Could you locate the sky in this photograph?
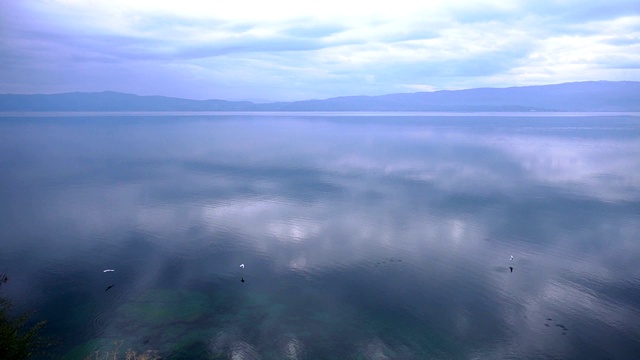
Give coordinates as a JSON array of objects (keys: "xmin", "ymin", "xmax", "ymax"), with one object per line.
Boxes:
[{"xmin": 1, "ymin": 0, "xmax": 639, "ymax": 102}]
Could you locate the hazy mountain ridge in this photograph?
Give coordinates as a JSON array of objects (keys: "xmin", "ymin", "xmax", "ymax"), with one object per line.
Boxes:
[
  {"xmin": 1, "ymin": 81, "xmax": 638, "ymax": 112},
  {"xmin": 0, "ymin": 91, "xmax": 253, "ymax": 111}
]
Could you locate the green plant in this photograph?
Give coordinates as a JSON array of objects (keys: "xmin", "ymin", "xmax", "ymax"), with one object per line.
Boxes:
[{"xmin": 0, "ymin": 294, "xmax": 49, "ymax": 359}]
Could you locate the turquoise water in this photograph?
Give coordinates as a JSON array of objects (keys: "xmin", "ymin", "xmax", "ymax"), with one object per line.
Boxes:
[{"xmin": 1, "ymin": 114, "xmax": 639, "ymax": 359}]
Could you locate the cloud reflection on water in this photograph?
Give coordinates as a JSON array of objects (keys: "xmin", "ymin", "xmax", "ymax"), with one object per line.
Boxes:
[{"xmin": 1, "ymin": 115, "xmax": 639, "ymax": 358}]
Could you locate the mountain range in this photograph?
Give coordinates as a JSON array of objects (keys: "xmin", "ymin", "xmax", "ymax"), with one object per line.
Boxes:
[{"xmin": 0, "ymin": 81, "xmax": 638, "ymax": 112}]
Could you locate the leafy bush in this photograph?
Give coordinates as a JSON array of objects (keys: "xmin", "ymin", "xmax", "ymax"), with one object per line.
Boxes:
[{"xmin": 0, "ymin": 289, "xmax": 49, "ymax": 359}]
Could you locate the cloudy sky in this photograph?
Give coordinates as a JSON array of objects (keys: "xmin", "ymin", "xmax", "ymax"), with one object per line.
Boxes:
[{"xmin": 1, "ymin": 0, "xmax": 639, "ymax": 101}]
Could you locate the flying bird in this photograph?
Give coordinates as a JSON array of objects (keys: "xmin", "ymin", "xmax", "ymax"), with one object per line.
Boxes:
[
  {"xmin": 510, "ymin": 255, "xmax": 514, "ymax": 261},
  {"xmin": 239, "ymin": 264, "xmax": 245, "ymax": 268}
]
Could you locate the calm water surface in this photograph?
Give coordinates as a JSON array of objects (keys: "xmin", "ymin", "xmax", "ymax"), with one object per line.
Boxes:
[{"xmin": 1, "ymin": 114, "xmax": 639, "ymax": 359}]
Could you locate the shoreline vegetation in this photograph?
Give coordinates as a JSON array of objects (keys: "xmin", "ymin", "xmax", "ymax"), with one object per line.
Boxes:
[{"xmin": 0, "ymin": 275, "xmax": 49, "ymax": 359}]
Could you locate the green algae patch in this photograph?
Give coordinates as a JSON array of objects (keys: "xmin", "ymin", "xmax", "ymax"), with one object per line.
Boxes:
[{"xmin": 118, "ymin": 289, "xmax": 211, "ymax": 325}]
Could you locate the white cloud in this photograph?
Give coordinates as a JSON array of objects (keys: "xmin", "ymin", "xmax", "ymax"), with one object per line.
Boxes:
[{"xmin": 1, "ymin": 0, "xmax": 639, "ymax": 100}]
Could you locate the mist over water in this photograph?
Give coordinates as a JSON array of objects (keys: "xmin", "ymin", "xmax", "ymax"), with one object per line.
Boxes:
[{"xmin": 1, "ymin": 114, "xmax": 639, "ymax": 359}]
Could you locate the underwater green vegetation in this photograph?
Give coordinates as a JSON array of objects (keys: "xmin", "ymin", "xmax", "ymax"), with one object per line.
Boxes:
[
  {"xmin": 117, "ymin": 289, "xmax": 211, "ymax": 325},
  {"xmin": 1, "ymin": 270, "xmax": 463, "ymax": 360},
  {"xmin": 67, "ymin": 288, "xmax": 219, "ymax": 359},
  {"xmin": 81, "ymin": 340, "xmax": 159, "ymax": 360}
]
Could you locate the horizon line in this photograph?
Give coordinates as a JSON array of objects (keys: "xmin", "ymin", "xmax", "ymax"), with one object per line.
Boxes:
[{"xmin": 1, "ymin": 80, "xmax": 635, "ymax": 104}]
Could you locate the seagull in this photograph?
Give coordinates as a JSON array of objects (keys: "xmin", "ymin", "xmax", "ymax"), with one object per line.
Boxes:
[
  {"xmin": 510, "ymin": 255, "xmax": 514, "ymax": 261},
  {"xmin": 103, "ymin": 269, "xmax": 115, "ymax": 272},
  {"xmin": 239, "ymin": 264, "xmax": 245, "ymax": 268}
]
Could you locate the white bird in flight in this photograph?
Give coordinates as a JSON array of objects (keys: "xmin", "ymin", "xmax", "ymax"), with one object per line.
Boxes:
[
  {"xmin": 239, "ymin": 264, "xmax": 245, "ymax": 268},
  {"xmin": 510, "ymin": 255, "xmax": 514, "ymax": 261}
]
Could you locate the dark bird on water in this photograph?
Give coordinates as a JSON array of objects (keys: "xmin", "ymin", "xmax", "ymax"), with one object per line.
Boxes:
[
  {"xmin": 509, "ymin": 266, "xmax": 513, "ymax": 272},
  {"xmin": 105, "ymin": 284, "xmax": 115, "ymax": 292},
  {"xmin": 1, "ymin": 274, "xmax": 8, "ymax": 284},
  {"xmin": 241, "ymin": 277, "xmax": 245, "ymax": 283}
]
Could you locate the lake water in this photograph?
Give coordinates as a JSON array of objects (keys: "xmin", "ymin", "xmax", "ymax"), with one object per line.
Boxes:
[{"xmin": 1, "ymin": 113, "xmax": 639, "ymax": 359}]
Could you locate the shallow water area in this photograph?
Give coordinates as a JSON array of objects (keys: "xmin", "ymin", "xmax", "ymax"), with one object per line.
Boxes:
[{"xmin": 1, "ymin": 113, "xmax": 639, "ymax": 359}]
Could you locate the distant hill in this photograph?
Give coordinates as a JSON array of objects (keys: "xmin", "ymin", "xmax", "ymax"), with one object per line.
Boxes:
[
  {"xmin": 0, "ymin": 91, "xmax": 253, "ymax": 111},
  {"xmin": 1, "ymin": 81, "xmax": 638, "ymax": 112}
]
